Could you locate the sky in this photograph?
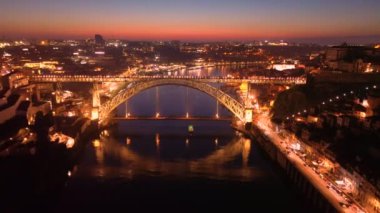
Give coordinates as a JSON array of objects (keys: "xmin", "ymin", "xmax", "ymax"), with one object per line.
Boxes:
[{"xmin": 1, "ymin": 0, "xmax": 380, "ymax": 43}]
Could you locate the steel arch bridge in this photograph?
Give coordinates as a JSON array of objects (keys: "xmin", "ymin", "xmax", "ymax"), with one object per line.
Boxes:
[{"xmin": 98, "ymin": 79, "xmax": 247, "ymax": 124}]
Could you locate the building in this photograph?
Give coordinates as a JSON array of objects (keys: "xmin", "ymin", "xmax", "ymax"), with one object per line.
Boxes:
[
  {"xmin": 325, "ymin": 44, "xmax": 380, "ymax": 73},
  {"xmin": 95, "ymin": 34, "xmax": 105, "ymax": 46}
]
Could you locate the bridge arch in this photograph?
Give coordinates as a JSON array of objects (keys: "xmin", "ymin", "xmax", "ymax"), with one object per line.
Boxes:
[{"xmin": 98, "ymin": 79, "xmax": 246, "ymax": 123}]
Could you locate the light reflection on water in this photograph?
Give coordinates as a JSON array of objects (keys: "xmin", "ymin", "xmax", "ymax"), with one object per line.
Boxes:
[{"xmin": 77, "ymin": 130, "xmax": 263, "ymax": 182}]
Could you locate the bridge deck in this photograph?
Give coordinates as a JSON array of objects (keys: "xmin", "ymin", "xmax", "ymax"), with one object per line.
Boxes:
[
  {"xmin": 28, "ymin": 75, "xmax": 307, "ymax": 84},
  {"xmin": 112, "ymin": 116, "xmax": 233, "ymax": 121}
]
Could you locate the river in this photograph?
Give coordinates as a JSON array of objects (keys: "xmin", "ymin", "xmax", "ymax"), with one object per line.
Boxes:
[{"xmin": 55, "ymin": 85, "xmax": 303, "ymax": 212}]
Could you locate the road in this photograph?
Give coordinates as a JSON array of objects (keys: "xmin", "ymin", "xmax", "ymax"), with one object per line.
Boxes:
[{"xmin": 253, "ymin": 112, "xmax": 366, "ymax": 213}]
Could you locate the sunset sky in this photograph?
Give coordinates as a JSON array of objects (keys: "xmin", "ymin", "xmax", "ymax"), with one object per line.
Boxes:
[{"xmin": 1, "ymin": 0, "xmax": 380, "ymax": 43}]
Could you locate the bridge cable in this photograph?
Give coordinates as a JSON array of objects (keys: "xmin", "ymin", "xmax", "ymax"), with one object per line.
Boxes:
[
  {"xmin": 216, "ymin": 83, "xmax": 219, "ymax": 118},
  {"xmin": 186, "ymin": 87, "xmax": 189, "ymax": 118},
  {"xmin": 156, "ymin": 87, "xmax": 160, "ymax": 117},
  {"xmin": 125, "ymin": 100, "xmax": 128, "ymax": 117}
]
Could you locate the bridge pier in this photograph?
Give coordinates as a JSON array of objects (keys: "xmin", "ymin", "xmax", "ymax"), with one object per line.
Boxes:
[
  {"xmin": 244, "ymin": 108, "xmax": 253, "ymax": 122},
  {"xmin": 92, "ymin": 83, "xmax": 101, "ymax": 120},
  {"xmin": 240, "ymin": 82, "xmax": 249, "ymax": 98},
  {"xmin": 244, "ymin": 108, "xmax": 253, "ymax": 129}
]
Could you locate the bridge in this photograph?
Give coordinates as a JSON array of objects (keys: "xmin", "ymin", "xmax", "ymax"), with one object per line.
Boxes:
[
  {"xmin": 29, "ymin": 74, "xmax": 307, "ymax": 85},
  {"xmin": 97, "ymin": 78, "xmax": 248, "ymax": 124},
  {"xmin": 28, "ymin": 74, "xmax": 306, "ymax": 125}
]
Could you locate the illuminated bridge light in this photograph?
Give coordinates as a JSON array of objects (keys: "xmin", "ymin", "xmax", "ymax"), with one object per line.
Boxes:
[
  {"xmin": 186, "ymin": 112, "xmax": 189, "ymax": 118},
  {"xmin": 126, "ymin": 137, "xmax": 131, "ymax": 145},
  {"xmin": 156, "ymin": 112, "xmax": 160, "ymax": 118},
  {"xmin": 215, "ymin": 114, "xmax": 219, "ymax": 119}
]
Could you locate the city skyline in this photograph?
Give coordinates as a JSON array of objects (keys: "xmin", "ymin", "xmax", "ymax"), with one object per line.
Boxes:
[
  {"xmin": 1, "ymin": 0, "xmax": 380, "ymax": 44},
  {"xmin": 2, "ymin": 2, "xmax": 380, "ymax": 210}
]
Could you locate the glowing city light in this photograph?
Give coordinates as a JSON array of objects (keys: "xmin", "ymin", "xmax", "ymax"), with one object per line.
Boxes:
[
  {"xmin": 155, "ymin": 134, "xmax": 160, "ymax": 147},
  {"xmin": 66, "ymin": 138, "xmax": 75, "ymax": 149},
  {"xmin": 93, "ymin": 139, "xmax": 101, "ymax": 148}
]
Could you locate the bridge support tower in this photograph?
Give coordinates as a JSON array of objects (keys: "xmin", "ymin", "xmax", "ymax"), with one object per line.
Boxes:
[
  {"xmin": 244, "ymin": 108, "xmax": 253, "ymax": 130},
  {"xmin": 92, "ymin": 83, "xmax": 101, "ymax": 121}
]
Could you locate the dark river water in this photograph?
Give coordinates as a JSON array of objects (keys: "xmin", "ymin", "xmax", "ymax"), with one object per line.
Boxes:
[{"xmin": 57, "ymin": 85, "xmax": 302, "ymax": 212}]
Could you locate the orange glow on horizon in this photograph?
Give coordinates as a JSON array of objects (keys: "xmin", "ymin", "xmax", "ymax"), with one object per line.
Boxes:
[{"xmin": 3, "ymin": 20, "xmax": 376, "ymax": 41}]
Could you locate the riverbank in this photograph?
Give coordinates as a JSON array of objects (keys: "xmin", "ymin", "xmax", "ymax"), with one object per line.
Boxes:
[
  {"xmin": 233, "ymin": 116, "xmax": 366, "ymax": 213},
  {"xmin": 0, "ymin": 117, "xmax": 98, "ymax": 212}
]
